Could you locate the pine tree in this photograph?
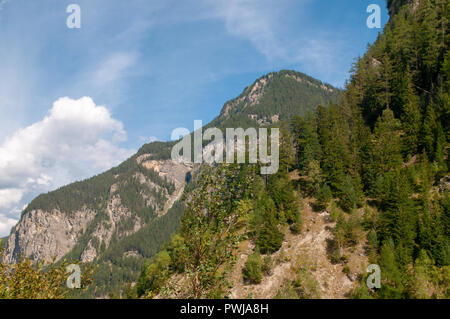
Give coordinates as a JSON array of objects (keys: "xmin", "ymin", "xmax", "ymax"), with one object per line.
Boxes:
[
  {"xmin": 378, "ymin": 239, "xmax": 405, "ymax": 299},
  {"xmin": 373, "ymin": 108, "xmax": 403, "ymax": 173},
  {"xmin": 267, "ymin": 173, "xmax": 298, "ymax": 224},
  {"xmin": 421, "ymin": 103, "xmax": 438, "ymax": 158},
  {"xmin": 378, "ymin": 169, "xmax": 417, "ymax": 260},
  {"xmin": 418, "ymin": 192, "xmax": 449, "ymax": 267},
  {"xmin": 255, "ymin": 196, "xmax": 283, "ymax": 254},
  {"xmin": 339, "ymin": 176, "xmax": 363, "ymax": 212},
  {"xmin": 291, "ymin": 113, "xmax": 321, "ymax": 172},
  {"xmin": 278, "ymin": 125, "xmax": 296, "ymax": 174},
  {"xmin": 315, "ymin": 183, "xmax": 332, "ymax": 211},
  {"xmin": 316, "ymin": 105, "xmax": 350, "ymax": 193},
  {"xmin": 400, "ymin": 72, "xmax": 422, "ymax": 156}
]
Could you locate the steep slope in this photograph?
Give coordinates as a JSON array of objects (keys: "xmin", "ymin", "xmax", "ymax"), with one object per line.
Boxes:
[
  {"xmin": 229, "ymin": 198, "xmax": 367, "ymax": 299},
  {"xmin": 136, "ymin": 0, "xmax": 449, "ymax": 300},
  {"xmin": 4, "ymin": 70, "xmax": 339, "ymax": 297},
  {"xmin": 209, "ymin": 70, "xmax": 339, "ymax": 129},
  {"xmin": 5, "ymin": 142, "xmax": 191, "ymax": 264}
]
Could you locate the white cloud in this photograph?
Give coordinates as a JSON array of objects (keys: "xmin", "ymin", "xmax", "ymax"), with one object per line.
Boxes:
[
  {"xmin": 203, "ymin": 0, "xmax": 324, "ymax": 62},
  {"xmin": 205, "ymin": 0, "xmax": 289, "ymax": 60},
  {"xmin": 200, "ymin": 0, "xmax": 346, "ymax": 85},
  {"xmin": 0, "ymin": 215, "xmax": 17, "ymax": 238},
  {"xmin": 70, "ymin": 51, "xmax": 140, "ymax": 110},
  {"xmin": 92, "ymin": 52, "xmax": 138, "ymax": 87},
  {"xmin": 0, "ymin": 188, "xmax": 23, "ymax": 211},
  {"xmin": 0, "ymin": 96, "xmax": 134, "ymax": 236}
]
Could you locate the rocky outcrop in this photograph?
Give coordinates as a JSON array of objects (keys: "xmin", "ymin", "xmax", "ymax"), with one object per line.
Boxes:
[
  {"xmin": 216, "ymin": 71, "xmax": 339, "ymax": 128},
  {"xmin": 220, "ymin": 75, "xmax": 272, "ymax": 119},
  {"xmin": 5, "ymin": 208, "xmax": 94, "ymax": 263},
  {"xmin": 5, "ymin": 154, "xmax": 193, "ymax": 264}
]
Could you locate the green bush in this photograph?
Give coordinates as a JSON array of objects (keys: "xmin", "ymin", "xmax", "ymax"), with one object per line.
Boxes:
[
  {"xmin": 262, "ymin": 255, "xmax": 274, "ymax": 276},
  {"xmin": 136, "ymin": 250, "xmax": 172, "ymax": 297},
  {"xmin": 338, "ymin": 176, "xmax": 362, "ymax": 212},
  {"xmin": 342, "ymin": 265, "xmax": 350, "ymax": 275},
  {"xmin": 315, "ymin": 183, "xmax": 332, "ymax": 210},
  {"xmin": 243, "ymin": 249, "xmax": 262, "ymax": 284},
  {"xmin": 257, "ymin": 223, "xmax": 283, "ymax": 254},
  {"xmin": 290, "ymin": 209, "xmax": 303, "ymax": 234}
]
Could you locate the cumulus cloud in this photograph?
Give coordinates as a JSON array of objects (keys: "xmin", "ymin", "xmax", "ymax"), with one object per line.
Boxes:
[
  {"xmin": 0, "ymin": 215, "xmax": 16, "ymax": 238},
  {"xmin": 0, "ymin": 96, "xmax": 135, "ymax": 236},
  {"xmin": 0, "ymin": 188, "xmax": 23, "ymax": 211}
]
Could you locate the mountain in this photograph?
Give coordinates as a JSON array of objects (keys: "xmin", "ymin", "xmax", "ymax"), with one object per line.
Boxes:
[
  {"xmin": 2, "ymin": 0, "xmax": 448, "ymax": 300},
  {"xmin": 4, "ymin": 70, "xmax": 339, "ymax": 297},
  {"xmin": 209, "ymin": 70, "xmax": 339, "ymax": 129},
  {"xmin": 134, "ymin": 0, "xmax": 449, "ymax": 299}
]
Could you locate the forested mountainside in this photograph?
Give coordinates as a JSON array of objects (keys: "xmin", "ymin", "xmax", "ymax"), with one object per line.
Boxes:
[
  {"xmin": 135, "ymin": 0, "xmax": 449, "ymax": 299},
  {"xmin": 208, "ymin": 70, "xmax": 340, "ymax": 129},
  {"xmin": 3, "ymin": 71, "xmax": 339, "ymax": 298},
  {"xmin": 5, "ymin": 140, "xmax": 192, "ymax": 297}
]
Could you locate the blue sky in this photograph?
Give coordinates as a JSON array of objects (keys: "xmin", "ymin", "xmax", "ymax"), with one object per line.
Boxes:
[{"xmin": 0, "ymin": 0, "xmax": 388, "ymax": 236}]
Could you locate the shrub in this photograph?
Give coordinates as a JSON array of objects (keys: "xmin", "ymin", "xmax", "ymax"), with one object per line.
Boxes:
[
  {"xmin": 340, "ymin": 255, "xmax": 349, "ymax": 264},
  {"xmin": 257, "ymin": 221, "xmax": 283, "ymax": 254},
  {"xmin": 339, "ymin": 176, "xmax": 362, "ymax": 212},
  {"xmin": 0, "ymin": 248, "xmax": 93, "ymax": 299},
  {"xmin": 315, "ymin": 183, "xmax": 332, "ymax": 210},
  {"xmin": 243, "ymin": 250, "xmax": 262, "ymax": 284},
  {"xmin": 136, "ymin": 250, "xmax": 172, "ymax": 297},
  {"xmin": 342, "ymin": 265, "xmax": 350, "ymax": 275},
  {"xmin": 262, "ymin": 255, "xmax": 274, "ymax": 276},
  {"xmin": 290, "ymin": 210, "xmax": 303, "ymax": 234}
]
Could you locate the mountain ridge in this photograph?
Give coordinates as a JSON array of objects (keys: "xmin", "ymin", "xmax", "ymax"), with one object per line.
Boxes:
[{"xmin": 3, "ymin": 69, "xmax": 340, "ymax": 297}]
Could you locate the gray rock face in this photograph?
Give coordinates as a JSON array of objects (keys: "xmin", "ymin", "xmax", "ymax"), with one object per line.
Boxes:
[
  {"xmin": 5, "ymin": 208, "xmax": 94, "ymax": 263},
  {"xmin": 5, "ymin": 155, "xmax": 193, "ymax": 264}
]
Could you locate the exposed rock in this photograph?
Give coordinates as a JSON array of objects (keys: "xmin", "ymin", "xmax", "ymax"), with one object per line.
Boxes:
[
  {"xmin": 5, "ymin": 208, "xmax": 94, "ymax": 263},
  {"xmin": 123, "ymin": 250, "xmax": 141, "ymax": 259},
  {"xmin": 80, "ymin": 241, "xmax": 97, "ymax": 263},
  {"xmin": 5, "ymin": 155, "xmax": 193, "ymax": 264}
]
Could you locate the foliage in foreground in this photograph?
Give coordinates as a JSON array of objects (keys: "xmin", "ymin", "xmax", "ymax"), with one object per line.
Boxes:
[{"xmin": 0, "ymin": 248, "xmax": 93, "ymax": 299}]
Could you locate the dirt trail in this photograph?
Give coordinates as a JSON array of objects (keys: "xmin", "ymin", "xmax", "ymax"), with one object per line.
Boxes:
[{"xmin": 230, "ymin": 199, "xmax": 366, "ymax": 299}]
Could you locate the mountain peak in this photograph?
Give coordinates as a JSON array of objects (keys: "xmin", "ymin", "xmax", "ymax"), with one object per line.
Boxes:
[{"xmin": 213, "ymin": 70, "xmax": 339, "ymax": 128}]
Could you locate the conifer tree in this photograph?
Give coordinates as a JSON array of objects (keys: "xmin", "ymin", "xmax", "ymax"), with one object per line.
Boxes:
[
  {"xmin": 255, "ymin": 196, "xmax": 283, "ymax": 254},
  {"xmin": 378, "ymin": 239, "xmax": 405, "ymax": 299}
]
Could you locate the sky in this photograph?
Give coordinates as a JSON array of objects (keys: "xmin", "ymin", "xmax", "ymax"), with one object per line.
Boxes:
[{"xmin": 0, "ymin": 0, "xmax": 388, "ymax": 236}]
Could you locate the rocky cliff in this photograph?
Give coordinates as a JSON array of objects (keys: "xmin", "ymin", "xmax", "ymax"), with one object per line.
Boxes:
[{"xmin": 5, "ymin": 144, "xmax": 192, "ymax": 264}]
